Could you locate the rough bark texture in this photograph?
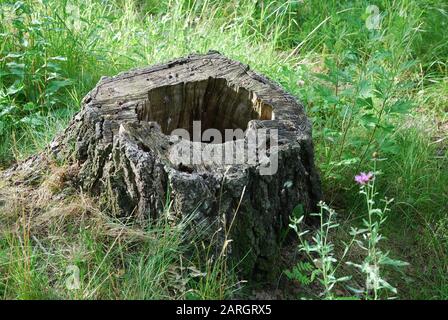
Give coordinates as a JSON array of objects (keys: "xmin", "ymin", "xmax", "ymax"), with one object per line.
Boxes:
[{"xmin": 8, "ymin": 52, "xmax": 321, "ymax": 279}]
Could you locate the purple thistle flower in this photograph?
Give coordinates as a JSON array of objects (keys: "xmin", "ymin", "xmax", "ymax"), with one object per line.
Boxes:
[{"xmin": 355, "ymin": 172, "xmax": 374, "ymax": 185}]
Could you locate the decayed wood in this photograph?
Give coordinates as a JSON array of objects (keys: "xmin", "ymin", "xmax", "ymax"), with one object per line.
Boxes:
[{"xmin": 5, "ymin": 52, "xmax": 322, "ymax": 279}]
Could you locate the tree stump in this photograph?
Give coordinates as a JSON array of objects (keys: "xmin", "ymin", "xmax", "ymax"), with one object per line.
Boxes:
[{"xmin": 20, "ymin": 52, "xmax": 322, "ymax": 278}]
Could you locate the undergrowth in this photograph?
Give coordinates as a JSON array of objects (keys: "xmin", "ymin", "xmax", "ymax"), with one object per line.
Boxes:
[{"xmin": 0, "ymin": 0, "xmax": 447, "ymax": 299}]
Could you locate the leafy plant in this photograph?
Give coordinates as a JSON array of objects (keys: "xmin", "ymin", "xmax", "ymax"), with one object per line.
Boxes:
[
  {"xmin": 0, "ymin": 1, "xmax": 73, "ymax": 145},
  {"xmin": 288, "ymin": 164, "xmax": 408, "ymax": 299},
  {"xmin": 288, "ymin": 201, "xmax": 354, "ymax": 299},
  {"xmin": 348, "ymin": 162, "xmax": 409, "ymax": 299},
  {"xmin": 285, "ymin": 261, "xmax": 318, "ymax": 286},
  {"xmin": 304, "ymin": 50, "xmax": 416, "ymax": 185}
]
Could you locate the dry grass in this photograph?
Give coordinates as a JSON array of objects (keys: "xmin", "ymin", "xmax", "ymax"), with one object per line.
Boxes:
[{"xmin": 0, "ymin": 159, "xmax": 238, "ymax": 299}]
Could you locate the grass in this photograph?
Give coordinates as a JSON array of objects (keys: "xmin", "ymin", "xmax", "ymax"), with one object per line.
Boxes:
[
  {"xmin": 0, "ymin": 0, "xmax": 447, "ymax": 299},
  {"xmin": 0, "ymin": 171, "xmax": 236, "ymax": 299}
]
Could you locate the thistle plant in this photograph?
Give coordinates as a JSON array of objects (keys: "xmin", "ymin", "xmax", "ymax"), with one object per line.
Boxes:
[
  {"xmin": 348, "ymin": 163, "xmax": 409, "ymax": 299},
  {"xmin": 287, "ymin": 160, "xmax": 408, "ymax": 299}
]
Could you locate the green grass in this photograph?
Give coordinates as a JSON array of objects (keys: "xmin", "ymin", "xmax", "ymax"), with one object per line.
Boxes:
[
  {"xmin": 0, "ymin": 186, "xmax": 236, "ymax": 299},
  {"xmin": 0, "ymin": 0, "xmax": 447, "ymax": 299}
]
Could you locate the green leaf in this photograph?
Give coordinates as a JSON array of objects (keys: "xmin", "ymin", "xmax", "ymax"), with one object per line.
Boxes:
[
  {"xmin": 360, "ymin": 113, "xmax": 378, "ymax": 128},
  {"xmin": 20, "ymin": 115, "xmax": 44, "ymax": 127},
  {"xmin": 6, "ymin": 83, "xmax": 23, "ymax": 96},
  {"xmin": 6, "ymin": 62, "xmax": 25, "ymax": 78},
  {"xmin": 388, "ymin": 100, "xmax": 413, "ymax": 114},
  {"xmin": 355, "ymin": 97, "xmax": 374, "ymax": 110},
  {"xmin": 5, "ymin": 53, "xmax": 24, "ymax": 59},
  {"xmin": 49, "ymin": 56, "xmax": 68, "ymax": 61},
  {"xmin": 44, "ymin": 62, "xmax": 62, "ymax": 72},
  {"xmin": 329, "ymin": 157, "xmax": 360, "ymax": 167},
  {"xmin": 45, "ymin": 79, "xmax": 73, "ymax": 95},
  {"xmin": 379, "ymin": 255, "xmax": 409, "ymax": 267},
  {"xmin": 23, "ymin": 102, "xmax": 36, "ymax": 111},
  {"xmin": 359, "ymin": 80, "xmax": 373, "ymax": 98},
  {"xmin": 335, "ymin": 276, "xmax": 352, "ymax": 283},
  {"xmin": 292, "ymin": 204, "xmax": 304, "ymax": 220},
  {"xmin": 379, "ymin": 138, "xmax": 400, "ymax": 155},
  {"xmin": 0, "ymin": 105, "xmax": 16, "ymax": 118},
  {"xmin": 285, "ymin": 262, "xmax": 316, "ymax": 286}
]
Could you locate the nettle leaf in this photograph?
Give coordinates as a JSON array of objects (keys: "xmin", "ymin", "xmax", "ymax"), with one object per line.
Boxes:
[
  {"xmin": 388, "ymin": 100, "xmax": 414, "ymax": 114},
  {"xmin": 358, "ymin": 79, "xmax": 373, "ymax": 98},
  {"xmin": 379, "ymin": 122, "xmax": 395, "ymax": 134},
  {"xmin": 355, "ymin": 97, "xmax": 374, "ymax": 110},
  {"xmin": 373, "ymin": 82, "xmax": 388, "ymax": 99},
  {"xmin": 315, "ymin": 72, "xmax": 336, "ymax": 85},
  {"xmin": 314, "ymin": 84, "xmax": 338, "ymax": 104},
  {"xmin": 45, "ymin": 79, "xmax": 73, "ymax": 95}
]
